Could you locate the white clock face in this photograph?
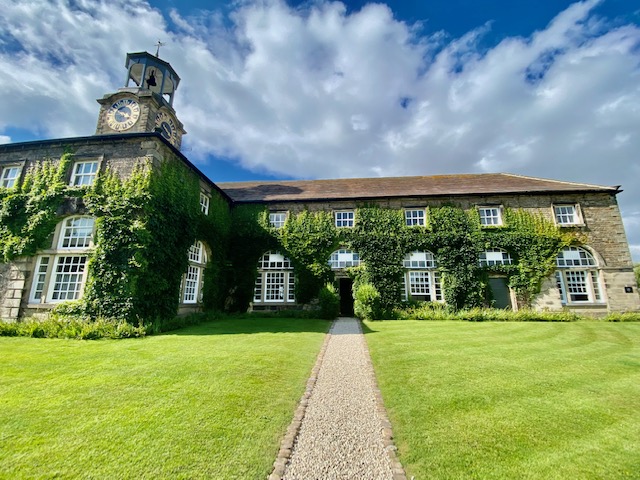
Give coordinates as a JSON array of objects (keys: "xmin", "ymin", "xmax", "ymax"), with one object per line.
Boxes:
[
  {"xmin": 106, "ymin": 97, "xmax": 140, "ymax": 131},
  {"xmin": 155, "ymin": 111, "xmax": 178, "ymax": 145}
]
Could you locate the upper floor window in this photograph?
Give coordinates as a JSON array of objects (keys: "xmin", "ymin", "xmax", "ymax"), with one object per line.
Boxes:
[
  {"xmin": 200, "ymin": 193, "xmax": 210, "ymax": 215},
  {"xmin": 478, "ymin": 206, "xmax": 503, "ymax": 226},
  {"xmin": 269, "ymin": 212, "xmax": 287, "ymax": 229},
  {"xmin": 59, "ymin": 217, "xmax": 95, "ymax": 249},
  {"xmin": 405, "ymin": 209, "xmax": 425, "ymax": 226},
  {"xmin": 479, "ymin": 248, "xmax": 513, "ymax": 267},
  {"xmin": 335, "ymin": 210, "xmax": 354, "ymax": 228},
  {"xmin": 554, "ymin": 204, "xmax": 581, "ymax": 226},
  {"xmin": 70, "ymin": 161, "xmax": 98, "ymax": 186},
  {"xmin": 329, "ymin": 249, "xmax": 361, "ymax": 269},
  {"xmin": 1, "ymin": 166, "xmax": 20, "ymax": 188}
]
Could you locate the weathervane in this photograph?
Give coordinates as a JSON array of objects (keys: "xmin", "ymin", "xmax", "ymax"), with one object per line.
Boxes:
[{"xmin": 154, "ymin": 40, "xmax": 165, "ymax": 57}]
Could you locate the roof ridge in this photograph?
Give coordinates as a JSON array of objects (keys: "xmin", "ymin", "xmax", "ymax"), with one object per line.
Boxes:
[{"xmin": 500, "ymin": 172, "xmax": 616, "ymax": 190}]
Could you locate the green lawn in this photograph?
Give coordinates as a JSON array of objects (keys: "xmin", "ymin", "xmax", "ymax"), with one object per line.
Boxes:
[
  {"xmin": 364, "ymin": 321, "xmax": 640, "ymax": 480},
  {"xmin": 0, "ymin": 317, "xmax": 329, "ymax": 479}
]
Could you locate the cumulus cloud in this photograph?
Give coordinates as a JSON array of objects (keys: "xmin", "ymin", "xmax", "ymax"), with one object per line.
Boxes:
[{"xmin": 1, "ymin": 0, "xmax": 639, "ymax": 259}]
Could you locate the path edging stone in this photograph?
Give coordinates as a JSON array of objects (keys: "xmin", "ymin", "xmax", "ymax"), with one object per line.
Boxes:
[{"xmin": 268, "ymin": 319, "xmax": 335, "ymax": 480}]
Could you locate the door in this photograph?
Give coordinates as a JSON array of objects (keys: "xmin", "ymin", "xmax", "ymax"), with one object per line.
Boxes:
[
  {"xmin": 488, "ymin": 277, "xmax": 512, "ymax": 309},
  {"xmin": 339, "ymin": 278, "xmax": 354, "ymax": 316}
]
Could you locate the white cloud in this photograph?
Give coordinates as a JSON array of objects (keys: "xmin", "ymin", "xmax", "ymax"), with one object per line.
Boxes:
[{"xmin": 1, "ymin": 0, "xmax": 639, "ymax": 260}]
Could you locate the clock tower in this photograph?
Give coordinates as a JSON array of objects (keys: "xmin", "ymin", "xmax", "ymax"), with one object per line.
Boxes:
[{"xmin": 96, "ymin": 51, "xmax": 186, "ymax": 149}]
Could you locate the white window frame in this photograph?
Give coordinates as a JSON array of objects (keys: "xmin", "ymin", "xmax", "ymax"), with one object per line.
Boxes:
[
  {"xmin": 200, "ymin": 193, "xmax": 210, "ymax": 215},
  {"xmin": 555, "ymin": 247, "xmax": 603, "ymax": 305},
  {"xmin": 478, "ymin": 206, "xmax": 503, "ymax": 226},
  {"xmin": 479, "ymin": 248, "xmax": 513, "ymax": 267},
  {"xmin": 405, "ymin": 209, "xmax": 426, "ymax": 226},
  {"xmin": 329, "ymin": 249, "xmax": 361, "ymax": 269},
  {"xmin": 553, "ymin": 204, "xmax": 582, "ymax": 226},
  {"xmin": 253, "ymin": 251, "xmax": 295, "ymax": 304},
  {"xmin": 269, "ymin": 212, "xmax": 287, "ymax": 229},
  {"xmin": 183, "ymin": 241, "xmax": 207, "ymax": 304},
  {"xmin": 70, "ymin": 160, "xmax": 99, "ymax": 186},
  {"xmin": 335, "ymin": 210, "xmax": 355, "ymax": 228},
  {"xmin": 402, "ymin": 251, "xmax": 443, "ymax": 302},
  {"xmin": 58, "ymin": 217, "xmax": 95, "ymax": 249},
  {"xmin": 1, "ymin": 165, "xmax": 20, "ymax": 188},
  {"xmin": 29, "ymin": 217, "xmax": 96, "ymax": 305}
]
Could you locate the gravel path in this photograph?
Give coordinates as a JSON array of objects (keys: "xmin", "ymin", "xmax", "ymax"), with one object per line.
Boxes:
[{"xmin": 271, "ymin": 317, "xmax": 406, "ymax": 480}]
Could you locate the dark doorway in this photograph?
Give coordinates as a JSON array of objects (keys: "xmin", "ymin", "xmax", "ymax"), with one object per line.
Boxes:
[
  {"xmin": 488, "ymin": 277, "xmax": 512, "ymax": 309},
  {"xmin": 339, "ymin": 278, "xmax": 354, "ymax": 316}
]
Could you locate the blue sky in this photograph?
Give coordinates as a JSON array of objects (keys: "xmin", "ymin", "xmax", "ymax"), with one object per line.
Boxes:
[{"xmin": 1, "ymin": 0, "xmax": 640, "ymax": 257}]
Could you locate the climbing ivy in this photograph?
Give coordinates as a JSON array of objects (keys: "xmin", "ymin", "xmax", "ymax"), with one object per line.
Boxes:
[{"xmin": 0, "ymin": 153, "xmax": 73, "ymax": 261}]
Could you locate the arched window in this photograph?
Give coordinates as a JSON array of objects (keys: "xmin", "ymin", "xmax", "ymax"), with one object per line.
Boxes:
[
  {"xmin": 402, "ymin": 251, "xmax": 443, "ymax": 302},
  {"xmin": 183, "ymin": 241, "xmax": 208, "ymax": 304},
  {"xmin": 254, "ymin": 252, "xmax": 295, "ymax": 304},
  {"xmin": 328, "ymin": 249, "xmax": 361, "ymax": 269},
  {"xmin": 479, "ymin": 248, "xmax": 513, "ymax": 267},
  {"xmin": 555, "ymin": 247, "xmax": 602, "ymax": 304},
  {"xmin": 29, "ymin": 216, "xmax": 95, "ymax": 304}
]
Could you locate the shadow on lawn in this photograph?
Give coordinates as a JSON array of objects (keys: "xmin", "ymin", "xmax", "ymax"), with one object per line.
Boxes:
[{"xmin": 168, "ymin": 316, "xmax": 332, "ymax": 336}]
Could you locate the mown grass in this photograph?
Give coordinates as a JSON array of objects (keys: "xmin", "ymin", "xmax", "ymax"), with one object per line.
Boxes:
[
  {"xmin": 364, "ymin": 321, "xmax": 640, "ymax": 479},
  {"xmin": 0, "ymin": 317, "xmax": 329, "ymax": 479}
]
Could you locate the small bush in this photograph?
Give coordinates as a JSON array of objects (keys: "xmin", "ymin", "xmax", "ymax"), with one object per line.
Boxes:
[
  {"xmin": 0, "ymin": 317, "xmax": 147, "ymax": 339},
  {"xmin": 605, "ymin": 312, "xmax": 640, "ymax": 322},
  {"xmin": 318, "ymin": 283, "xmax": 340, "ymax": 320},
  {"xmin": 354, "ymin": 283, "xmax": 383, "ymax": 320},
  {"xmin": 394, "ymin": 304, "xmax": 581, "ymax": 322}
]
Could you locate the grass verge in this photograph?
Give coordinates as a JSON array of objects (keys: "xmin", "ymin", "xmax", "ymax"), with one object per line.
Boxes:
[
  {"xmin": 0, "ymin": 317, "xmax": 329, "ymax": 479},
  {"xmin": 364, "ymin": 321, "xmax": 640, "ymax": 479}
]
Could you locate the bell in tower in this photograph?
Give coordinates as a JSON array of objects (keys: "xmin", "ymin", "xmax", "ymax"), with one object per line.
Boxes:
[{"xmin": 95, "ymin": 48, "xmax": 186, "ymax": 149}]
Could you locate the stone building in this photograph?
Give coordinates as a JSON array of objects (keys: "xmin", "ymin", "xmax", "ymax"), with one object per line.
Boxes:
[{"xmin": 1, "ymin": 52, "xmax": 638, "ymax": 321}]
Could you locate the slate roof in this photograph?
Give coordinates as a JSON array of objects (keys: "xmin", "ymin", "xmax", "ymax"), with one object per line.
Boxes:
[{"xmin": 217, "ymin": 173, "xmax": 619, "ymax": 203}]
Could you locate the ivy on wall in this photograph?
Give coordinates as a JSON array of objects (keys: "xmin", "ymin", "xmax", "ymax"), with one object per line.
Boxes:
[
  {"xmin": 1, "ymin": 151, "xmax": 582, "ymax": 320},
  {"xmin": 1, "ymin": 152, "xmax": 231, "ymax": 322}
]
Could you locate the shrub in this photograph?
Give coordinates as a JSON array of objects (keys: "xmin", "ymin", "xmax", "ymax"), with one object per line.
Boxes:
[
  {"xmin": 605, "ymin": 312, "xmax": 640, "ymax": 322},
  {"xmin": 0, "ymin": 317, "xmax": 146, "ymax": 339},
  {"xmin": 354, "ymin": 283, "xmax": 383, "ymax": 320},
  {"xmin": 318, "ymin": 283, "xmax": 340, "ymax": 320}
]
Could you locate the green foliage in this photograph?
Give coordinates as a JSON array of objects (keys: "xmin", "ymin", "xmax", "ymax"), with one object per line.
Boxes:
[
  {"xmin": 0, "ymin": 316, "xmax": 146, "ymax": 339},
  {"xmin": 353, "ymin": 282, "xmax": 383, "ymax": 320},
  {"xmin": 350, "ymin": 207, "xmax": 406, "ymax": 312},
  {"xmin": 280, "ymin": 210, "xmax": 338, "ymax": 303},
  {"xmin": 318, "ymin": 283, "xmax": 340, "ymax": 320},
  {"xmin": 394, "ymin": 304, "xmax": 580, "ymax": 321},
  {"xmin": 634, "ymin": 264, "xmax": 640, "ymax": 287},
  {"xmin": 0, "ymin": 153, "xmax": 73, "ymax": 261}
]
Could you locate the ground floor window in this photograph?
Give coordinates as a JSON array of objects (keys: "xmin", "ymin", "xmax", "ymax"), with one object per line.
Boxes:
[
  {"xmin": 254, "ymin": 252, "xmax": 295, "ymax": 304},
  {"xmin": 555, "ymin": 246, "xmax": 602, "ymax": 304},
  {"xmin": 182, "ymin": 241, "xmax": 207, "ymax": 304},
  {"xmin": 402, "ymin": 251, "xmax": 442, "ymax": 302},
  {"xmin": 29, "ymin": 255, "xmax": 88, "ymax": 303}
]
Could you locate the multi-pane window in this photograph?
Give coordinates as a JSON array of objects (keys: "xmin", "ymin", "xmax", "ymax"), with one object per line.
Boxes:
[
  {"xmin": 405, "ymin": 209, "xmax": 425, "ymax": 226},
  {"xmin": 478, "ymin": 206, "xmax": 502, "ymax": 226},
  {"xmin": 402, "ymin": 251, "xmax": 443, "ymax": 302},
  {"xmin": 183, "ymin": 241, "xmax": 207, "ymax": 304},
  {"xmin": 70, "ymin": 161, "xmax": 99, "ymax": 186},
  {"xmin": 269, "ymin": 212, "xmax": 287, "ymax": 229},
  {"xmin": 329, "ymin": 249, "xmax": 361, "ymax": 269},
  {"xmin": 29, "ymin": 218, "xmax": 96, "ymax": 304},
  {"xmin": 29, "ymin": 257, "xmax": 51, "ymax": 303},
  {"xmin": 59, "ymin": 217, "xmax": 94, "ymax": 249},
  {"xmin": 200, "ymin": 193, "xmax": 210, "ymax": 215},
  {"xmin": 335, "ymin": 210, "xmax": 355, "ymax": 228},
  {"xmin": 554, "ymin": 205, "xmax": 580, "ymax": 225},
  {"xmin": 50, "ymin": 256, "xmax": 88, "ymax": 301},
  {"xmin": 403, "ymin": 251, "xmax": 436, "ymax": 269},
  {"xmin": 555, "ymin": 246, "xmax": 602, "ymax": 304},
  {"xmin": 253, "ymin": 252, "xmax": 295, "ymax": 304},
  {"xmin": 479, "ymin": 248, "xmax": 513, "ymax": 267},
  {"xmin": 1, "ymin": 166, "xmax": 20, "ymax": 188}
]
